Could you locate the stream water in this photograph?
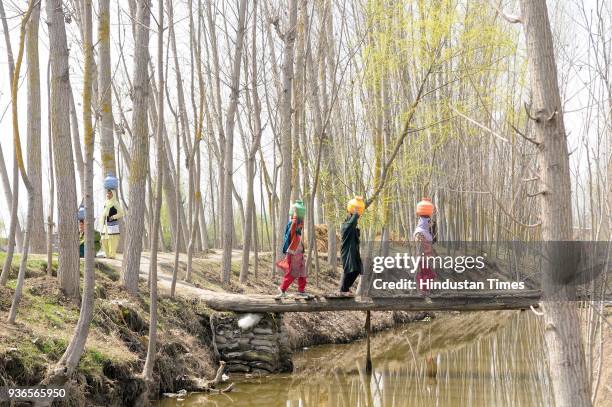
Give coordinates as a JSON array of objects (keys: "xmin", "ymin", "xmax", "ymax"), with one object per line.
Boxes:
[{"xmin": 157, "ymin": 311, "xmax": 552, "ymax": 406}]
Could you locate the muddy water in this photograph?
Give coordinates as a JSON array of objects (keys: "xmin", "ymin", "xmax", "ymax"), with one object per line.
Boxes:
[{"xmin": 157, "ymin": 311, "xmax": 552, "ymax": 407}]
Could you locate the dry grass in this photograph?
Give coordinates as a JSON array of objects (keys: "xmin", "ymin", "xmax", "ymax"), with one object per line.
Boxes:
[{"xmin": 0, "ymin": 256, "xmax": 219, "ymax": 405}]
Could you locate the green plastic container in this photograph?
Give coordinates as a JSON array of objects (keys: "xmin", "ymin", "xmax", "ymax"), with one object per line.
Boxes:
[{"xmin": 289, "ymin": 199, "xmax": 306, "ymax": 219}]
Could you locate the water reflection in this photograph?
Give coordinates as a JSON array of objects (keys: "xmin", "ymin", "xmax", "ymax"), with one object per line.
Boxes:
[{"xmin": 157, "ymin": 311, "xmax": 552, "ymax": 406}]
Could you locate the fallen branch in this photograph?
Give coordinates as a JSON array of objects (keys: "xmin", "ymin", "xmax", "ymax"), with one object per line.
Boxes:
[
  {"xmin": 164, "ymin": 361, "xmax": 232, "ymax": 399},
  {"xmin": 190, "ymin": 361, "xmax": 231, "ymax": 392},
  {"xmin": 208, "ymin": 383, "xmax": 234, "ymax": 394},
  {"xmin": 207, "ymin": 360, "xmax": 226, "ymax": 388}
]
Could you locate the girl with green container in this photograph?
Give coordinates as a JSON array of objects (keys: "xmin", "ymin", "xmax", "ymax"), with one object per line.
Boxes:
[{"xmin": 276, "ymin": 200, "xmax": 308, "ymax": 298}]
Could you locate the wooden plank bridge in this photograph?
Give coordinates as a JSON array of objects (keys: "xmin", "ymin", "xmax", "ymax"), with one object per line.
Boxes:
[
  {"xmin": 198, "ymin": 287, "xmax": 542, "ymax": 372},
  {"xmin": 200, "ymin": 290, "xmax": 541, "ymax": 313}
]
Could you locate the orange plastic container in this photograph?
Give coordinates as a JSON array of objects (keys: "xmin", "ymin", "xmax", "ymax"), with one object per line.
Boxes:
[
  {"xmin": 347, "ymin": 196, "xmax": 365, "ymax": 216},
  {"xmin": 416, "ymin": 197, "xmax": 435, "ymax": 217}
]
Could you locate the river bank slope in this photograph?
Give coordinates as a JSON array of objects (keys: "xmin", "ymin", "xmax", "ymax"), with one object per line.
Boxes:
[{"xmin": 0, "ymin": 250, "xmax": 424, "ymax": 406}]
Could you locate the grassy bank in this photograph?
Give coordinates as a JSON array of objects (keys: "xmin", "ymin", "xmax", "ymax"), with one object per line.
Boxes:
[{"xmin": 0, "ymin": 253, "xmax": 217, "ymax": 405}]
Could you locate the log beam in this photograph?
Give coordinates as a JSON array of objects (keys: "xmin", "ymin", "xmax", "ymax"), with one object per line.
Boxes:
[{"xmin": 199, "ymin": 290, "xmax": 541, "ymax": 313}]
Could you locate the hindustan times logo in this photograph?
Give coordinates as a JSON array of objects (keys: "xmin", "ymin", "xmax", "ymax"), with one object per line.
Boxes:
[
  {"xmin": 371, "ymin": 278, "xmax": 526, "ymax": 291},
  {"xmin": 372, "ymin": 254, "xmax": 486, "ymax": 274}
]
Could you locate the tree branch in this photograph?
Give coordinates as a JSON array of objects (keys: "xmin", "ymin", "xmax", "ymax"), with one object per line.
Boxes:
[
  {"xmin": 510, "ymin": 121, "xmax": 540, "ymax": 145},
  {"xmin": 364, "ymin": 61, "xmax": 436, "ymax": 209},
  {"xmin": 489, "ymin": 0, "xmax": 522, "ymax": 24},
  {"xmin": 483, "ymin": 178, "xmax": 541, "ymax": 228},
  {"xmin": 526, "ymin": 190, "xmax": 548, "ymax": 198},
  {"xmin": 451, "ymin": 106, "xmax": 510, "ymax": 144},
  {"xmin": 524, "ymin": 101, "xmax": 539, "ymax": 122}
]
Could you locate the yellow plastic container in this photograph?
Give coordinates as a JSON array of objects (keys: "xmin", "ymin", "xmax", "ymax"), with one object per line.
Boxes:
[{"xmin": 347, "ymin": 196, "xmax": 365, "ymax": 216}]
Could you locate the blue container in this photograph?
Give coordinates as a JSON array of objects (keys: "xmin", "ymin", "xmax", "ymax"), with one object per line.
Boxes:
[
  {"xmin": 104, "ymin": 173, "xmax": 118, "ymax": 190},
  {"xmin": 77, "ymin": 205, "xmax": 86, "ymax": 221}
]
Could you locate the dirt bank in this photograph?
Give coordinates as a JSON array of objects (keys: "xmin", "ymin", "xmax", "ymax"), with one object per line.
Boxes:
[{"xmin": 0, "ymin": 256, "xmax": 217, "ymax": 406}]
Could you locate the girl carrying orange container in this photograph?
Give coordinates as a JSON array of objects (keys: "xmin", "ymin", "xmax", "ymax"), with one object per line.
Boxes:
[{"xmin": 414, "ymin": 197, "xmax": 437, "ymax": 298}]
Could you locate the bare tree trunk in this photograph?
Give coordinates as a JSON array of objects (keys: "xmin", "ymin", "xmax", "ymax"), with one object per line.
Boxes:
[
  {"xmin": 0, "ymin": 0, "xmax": 19, "ymax": 287},
  {"xmin": 143, "ymin": 0, "xmax": 164, "ymax": 390},
  {"xmin": 3, "ymin": 150, "xmax": 21, "ymax": 262},
  {"xmin": 170, "ymin": 89, "xmax": 181, "ymax": 296},
  {"xmin": 0, "ymin": 0, "xmax": 24, "ymax": 252},
  {"xmin": 25, "ymin": 0, "xmax": 45, "ymax": 253},
  {"xmin": 46, "ymin": 0, "xmax": 96, "ymax": 385},
  {"xmin": 198, "ymin": 197, "xmax": 209, "ymax": 250},
  {"xmin": 290, "ymin": 0, "xmax": 305, "ymax": 205},
  {"xmin": 240, "ymin": 1, "xmax": 263, "ymax": 283},
  {"xmin": 205, "ymin": 0, "xmax": 227, "ymax": 232},
  {"xmin": 303, "ymin": 3, "xmax": 328, "ymax": 275},
  {"xmin": 162, "ymin": 131, "xmax": 186, "ymax": 251},
  {"xmin": 167, "ymin": 0, "xmax": 191, "ymax": 251},
  {"xmin": 98, "ymin": 0, "xmax": 115, "ymax": 177},
  {"xmin": 518, "ymin": 1, "xmax": 592, "ymax": 406},
  {"xmin": 276, "ymin": 0, "xmax": 298, "ymax": 262},
  {"xmin": 184, "ymin": 34, "xmax": 202, "ymax": 286},
  {"xmin": 69, "ymin": 84, "xmax": 85, "ymax": 195},
  {"xmin": 252, "ymin": 199, "xmax": 259, "ymax": 278},
  {"xmin": 159, "ymin": 76, "xmax": 187, "ymax": 254},
  {"xmin": 0, "ymin": 142, "xmax": 22, "ymax": 258},
  {"xmin": 0, "ymin": 148, "xmax": 19, "ymax": 286},
  {"xmin": 122, "ymin": 0, "xmax": 151, "ymax": 295},
  {"xmin": 186, "ymin": 144, "xmax": 200, "ymax": 282},
  {"xmin": 46, "ymin": 0, "xmax": 80, "ymax": 299},
  {"xmin": 46, "ymin": 55, "xmax": 54, "ymax": 277},
  {"xmin": 221, "ymin": 0, "xmax": 249, "ymax": 283},
  {"xmin": 7, "ymin": 0, "xmax": 37, "ymax": 324},
  {"xmin": 7, "ymin": 183, "xmax": 34, "ymax": 323},
  {"xmin": 166, "ymin": 2, "xmax": 182, "ymax": 296},
  {"xmin": 317, "ymin": 1, "xmax": 339, "ymax": 270}
]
